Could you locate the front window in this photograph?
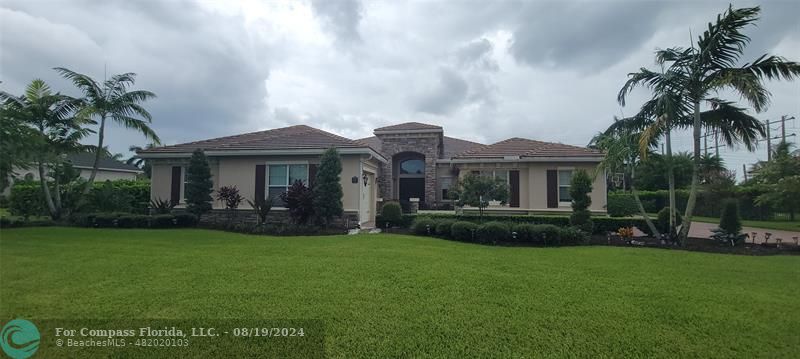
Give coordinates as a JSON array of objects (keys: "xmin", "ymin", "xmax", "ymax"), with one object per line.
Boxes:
[
  {"xmin": 268, "ymin": 164, "xmax": 308, "ymax": 205},
  {"xmin": 400, "ymin": 159, "xmax": 425, "ymax": 175},
  {"xmin": 479, "ymin": 170, "xmax": 509, "ymax": 202},
  {"xmin": 558, "ymin": 169, "xmax": 573, "ymax": 204},
  {"xmin": 182, "ymin": 167, "xmax": 188, "ymax": 202}
]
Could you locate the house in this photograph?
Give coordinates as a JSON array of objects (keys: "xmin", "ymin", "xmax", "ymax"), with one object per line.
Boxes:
[
  {"xmin": 138, "ymin": 122, "xmax": 606, "ymax": 226},
  {"xmin": 3, "ymin": 153, "xmax": 143, "ymax": 195}
]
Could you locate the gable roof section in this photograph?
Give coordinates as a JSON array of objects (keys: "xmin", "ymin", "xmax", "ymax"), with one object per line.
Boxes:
[
  {"xmin": 138, "ymin": 125, "xmax": 386, "ymax": 161},
  {"xmin": 452, "ymin": 137, "xmax": 603, "ymax": 161},
  {"xmin": 66, "ymin": 153, "xmax": 142, "ymax": 173},
  {"xmin": 373, "ymin": 122, "xmax": 443, "ymax": 134}
]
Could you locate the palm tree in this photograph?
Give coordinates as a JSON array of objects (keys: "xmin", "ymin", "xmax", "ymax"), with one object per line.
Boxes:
[
  {"xmin": 590, "ymin": 126, "xmax": 660, "ymax": 237},
  {"xmin": 127, "ymin": 144, "xmax": 156, "ymax": 178},
  {"xmin": 617, "ymin": 5, "xmax": 798, "ymax": 241},
  {"xmin": 54, "ymin": 67, "xmax": 160, "ymax": 194},
  {"xmin": 0, "ymin": 80, "xmax": 92, "ymax": 219},
  {"xmin": 698, "ymin": 154, "xmax": 725, "ymax": 183}
]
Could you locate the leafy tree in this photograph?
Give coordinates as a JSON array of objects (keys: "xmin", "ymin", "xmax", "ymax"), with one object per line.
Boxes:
[
  {"xmin": 281, "ymin": 180, "xmax": 315, "ymax": 225},
  {"xmin": 0, "ymin": 104, "xmax": 39, "ymax": 192},
  {"xmin": 0, "ymin": 79, "xmax": 90, "ymax": 220},
  {"xmin": 698, "ymin": 154, "xmax": 726, "ymax": 184},
  {"xmin": 616, "ymin": 5, "xmax": 799, "ymax": 241},
  {"xmin": 753, "ymin": 143, "xmax": 800, "ymax": 220},
  {"xmin": 568, "ymin": 169, "xmax": 593, "ymax": 233},
  {"xmin": 55, "ymin": 67, "xmax": 160, "ymax": 195},
  {"xmin": 312, "ymin": 148, "xmax": 343, "ymax": 226},
  {"xmin": 634, "ymin": 152, "xmax": 693, "ymax": 191},
  {"xmin": 449, "ymin": 174, "xmax": 509, "ymax": 220},
  {"xmin": 185, "ymin": 149, "xmax": 213, "ymax": 220}
]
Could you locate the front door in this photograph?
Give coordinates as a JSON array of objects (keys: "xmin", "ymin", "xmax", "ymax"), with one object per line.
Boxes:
[
  {"xmin": 360, "ymin": 172, "xmax": 375, "ymax": 225},
  {"xmin": 399, "ymin": 178, "xmax": 425, "ymax": 203}
]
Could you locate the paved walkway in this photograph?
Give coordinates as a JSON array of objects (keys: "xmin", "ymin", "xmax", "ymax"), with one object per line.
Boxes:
[{"xmin": 688, "ymin": 222, "xmax": 800, "ymax": 244}]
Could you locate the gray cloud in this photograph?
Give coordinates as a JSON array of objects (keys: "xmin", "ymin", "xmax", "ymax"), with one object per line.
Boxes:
[
  {"xmin": 412, "ymin": 67, "xmax": 469, "ymax": 115},
  {"xmin": 0, "ymin": 0, "xmax": 272, "ymax": 152},
  {"xmin": 310, "ymin": 0, "xmax": 363, "ymax": 44},
  {"xmin": 454, "ymin": 38, "xmax": 498, "ymax": 71}
]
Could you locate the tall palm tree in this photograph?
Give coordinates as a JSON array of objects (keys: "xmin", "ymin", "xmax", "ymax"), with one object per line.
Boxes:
[
  {"xmin": 590, "ymin": 126, "xmax": 660, "ymax": 237},
  {"xmin": 54, "ymin": 67, "xmax": 160, "ymax": 194},
  {"xmin": 127, "ymin": 144, "xmax": 156, "ymax": 178},
  {"xmin": 617, "ymin": 5, "xmax": 798, "ymax": 241},
  {"xmin": 0, "ymin": 80, "xmax": 92, "ymax": 219}
]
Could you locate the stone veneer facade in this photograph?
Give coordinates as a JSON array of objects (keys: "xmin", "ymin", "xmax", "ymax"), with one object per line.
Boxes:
[{"xmin": 373, "ymin": 131, "xmax": 443, "ymax": 206}]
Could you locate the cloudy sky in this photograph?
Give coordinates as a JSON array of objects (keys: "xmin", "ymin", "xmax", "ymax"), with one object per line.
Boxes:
[{"xmin": 2, "ymin": 0, "xmax": 798, "ymax": 178}]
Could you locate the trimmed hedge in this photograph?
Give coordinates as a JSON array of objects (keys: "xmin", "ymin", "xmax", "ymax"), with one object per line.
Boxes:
[
  {"xmin": 450, "ymin": 221, "xmax": 478, "ymax": 241},
  {"xmin": 476, "ymin": 221, "xmax": 509, "ymax": 244},
  {"xmin": 607, "ymin": 193, "xmax": 638, "ymax": 217},
  {"xmin": 411, "ymin": 217, "xmax": 436, "ymax": 235},
  {"xmin": 434, "ymin": 219, "xmax": 456, "ymax": 236},
  {"xmin": 410, "ymin": 216, "xmax": 592, "ymax": 247},
  {"xmin": 9, "ymin": 180, "xmax": 150, "ymax": 217},
  {"xmin": 608, "ymin": 188, "xmax": 776, "ymax": 220},
  {"xmin": 397, "ymin": 214, "xmax": 653, "ymax": 236},
  {"xmin": 70, "ymin": 212, "xmax": 197, "ymax": 229}
]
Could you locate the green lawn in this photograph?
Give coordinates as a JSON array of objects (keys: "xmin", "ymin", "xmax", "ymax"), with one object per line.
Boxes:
[{"xmin": 1, "ymin": 228, "xmax": 798, "ymax": 358}]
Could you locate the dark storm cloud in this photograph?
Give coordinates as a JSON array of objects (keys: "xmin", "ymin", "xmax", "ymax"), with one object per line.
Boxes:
[
  {"xmin": 454, "ymin": 38, "xmax": 498, "ymax": 71},
  {"xmin": 509, "ymin": 1, "xmax": 670, "ymax": 71},
  {"xmin": 412, "ymin": 67, "xmax": 469, "ymax": 115},
  {"xmin": 0, "ymin": 0, "xmax": 272, "ymax": 150},
  {"xmin": 310, "ymin": 0, "xmax": 363, "ymax": 44}
]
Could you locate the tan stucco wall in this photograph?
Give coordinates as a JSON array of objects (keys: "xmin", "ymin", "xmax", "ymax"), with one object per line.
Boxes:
[
  {"xmin": 149, "ymin": 154, "xmax": 382, "ymax": 220},
  {"xmin": 451, "ymin": 161, "xmax": 607, "ymax": 212}
]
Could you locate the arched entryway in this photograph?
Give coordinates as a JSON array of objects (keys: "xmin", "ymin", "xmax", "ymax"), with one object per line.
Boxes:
[{"xmin": 393, "ymin": 152, "xmax": 426, "ymax": 204}]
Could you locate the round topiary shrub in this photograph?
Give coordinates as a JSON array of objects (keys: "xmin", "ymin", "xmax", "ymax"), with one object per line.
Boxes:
[
  {"xmin": 435, "ymin": 219, "xmax": 456, "ymax": 237},
  {"xmin": 719, "ymin": 199, "xmax": 741, "ymax": 235},
  {"xmin": 531, "ymin": 224, "xmax": 561, "ymax": 245},
  {"xmin": 560, "ymin": 227, "xmax": 589, "ymax": 245},
  {"xmin": 511, "ymin": 223, "xmax": 536, "ymax": 242},
  {"xmin": 476, "ymin": 221, "xmax": 510, "ymax": 244},
  {"xmin": 450, "ymin": 221, "xmax": 479, "ymax": 242},
  {"xmin": 381, "ymin": 201, "xmax": 403, "ymax": 227},
  {"xmin": 656, "ymin": 207, "xmax": 682, "ymax": 233},
  {"xmin": 412, "ymin": 217, "xmax": 436, "ymax": 235}
]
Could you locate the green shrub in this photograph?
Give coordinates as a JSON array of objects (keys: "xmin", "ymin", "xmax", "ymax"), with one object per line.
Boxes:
[
  {"xmin": 411, "ymin": 217, "xmax": 436, "ymax": 235},
  {"xmin": 569, "ymin": 210, "xmax": 594, "ymax": 233},
  {"xmin": 435, "ymin": 219, "xmax": 455, "ymax": 237},
  {"xmin": 150, "ymin": 214, "xmax": 176, "ymax": 228},
  {"xmin": 531, "ymin": 224, "xmax": 561, "ymax": 245},
  {"xmin": 93, "ymin": 213, "xmax": 125, "ymax": 227},
  {"xmin": 9, "ymin": 180, "xmax": 150, "ymax": 217},
  {"xmin": 9, "ymin": 184, "xmax": 45, "ymax": 218},
  {"xmin": 0, "ymin": 217, "xmax": 20, "ymax": 228},
  {"xmin": 561, "ymin": 227, "xmax": 590, "ymax": 245},
  {"xmin": 175, "ymin": 213, "xmax": 198, "ymax": 227},
  {"xmin": 511, "ymin": 223, "xmax": 536, "ymax": 242},
  {"xmin": 607, "ymin": 193, "xmax": 638, "ymax": 217},
  {"xmin": 719, "ymin": 199, "xmax": 742, "ymax": 235},
  {"xmin": 450, "ymin": 221, "xmax": 478, "ymax": 241},
  {"xmin": 117, "ymin": 215, "xmax": 150, "ymax": 228},
  {"xmin": 656, "ymin": 207, "xmax": 682, "ymax": 234},
  {"xmin": 380, "ymin": 201, "xmax": 403, "ymax": 227},
  {"xmin": 0, "ymin": 195, "xmax": 9, "ymax": 208},
  {"xmin": 476, "ymin": 221, "xmax": 509, "ymax": 244}
]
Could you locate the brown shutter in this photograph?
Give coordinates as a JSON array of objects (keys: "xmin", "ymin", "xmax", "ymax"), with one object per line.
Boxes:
[
  {"xmin": 308, "ymin": 164, "xmax": 318, "ymax": 187},
  {"xmin": 170, "ymin": 166, "xmax": 182, "ymax": 205},
  {"xmin": 255, "ymin": 164, "xmax": 266, "ymax": 201},
  {"xmin": 509, "ymin": 170, "xmax": 520, "ymax": 208},
  {"xmin": 546, "ymin": 169, "xmax": 558, "ymax": 208}
]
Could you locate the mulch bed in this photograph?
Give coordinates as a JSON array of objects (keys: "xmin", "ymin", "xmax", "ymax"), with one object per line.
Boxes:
[{"xmin": 587, "ymin": 235, "xmax": 800, "ymax": 256}]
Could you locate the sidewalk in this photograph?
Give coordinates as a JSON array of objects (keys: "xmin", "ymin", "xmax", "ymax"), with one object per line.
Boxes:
[{"xmin": 688, "ymin": 222, "xmax": 800, "ymax": 244}]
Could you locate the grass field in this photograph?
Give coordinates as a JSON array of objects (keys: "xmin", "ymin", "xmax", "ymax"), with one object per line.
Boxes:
[{"xmin": 1, "ymin": 228, "xmax": 799, "ymax": 357}]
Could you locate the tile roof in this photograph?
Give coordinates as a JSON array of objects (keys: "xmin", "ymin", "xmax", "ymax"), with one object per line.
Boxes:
[
  {"xmin": 373, "ymin": 122, "xmax": 443, "ymax": 132},
  {"xmin": 357, "ymin": 135, "xmax": 484, "ymax": 159},
  {"xmin": 453, "ymin": 137, "xmax": 603, "ymax": 159},
  {"xmin": 67, "ymin": 153, "xmax": 142, "ymax": 172},
  {"xmin": 140, "ymin": 125, "xmax": 372, "ymax": 154}
]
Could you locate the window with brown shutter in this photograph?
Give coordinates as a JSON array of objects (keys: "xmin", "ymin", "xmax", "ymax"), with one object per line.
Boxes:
[
  {"xmin": 255, "ymin": 164, "xmax": 266, "ymax": 201},
  {"xmin": 509, "ymin": 170, "xmax": 520, "ymax": 208},
  {"xmin": 546, "ymin": 169, "xmax": 558, "ymax": 208},
  {"xmin": 170, "ymin": 166, "xmax": 182, "ymax": 205},
  {"xmin": 308, "ymin": 164, "xmax": 318, "ymax": 187}
]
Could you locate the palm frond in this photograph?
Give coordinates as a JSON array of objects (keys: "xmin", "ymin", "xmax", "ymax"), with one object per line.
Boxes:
[
  {"xmin": 110, "ymin": 114, "xmax": 161, "ymax": 143},
  {"xmin": 54, "ymin": 67, "xmax": 103, "ymax": 100},
  {"xmin": 699, "ymin": 101, "xmax": 765, "ymax": 151}
]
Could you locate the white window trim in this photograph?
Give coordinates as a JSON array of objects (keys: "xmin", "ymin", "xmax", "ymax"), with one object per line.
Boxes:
[
  {"xmin": 180, "ymin": 166, "xmax": 187, "ymax": 204},
  {"xmin": 557, "ymin": 167, "xmax": 574, "ymax": 207},
  {"xmin": 266, "ymin": 161, "xmax": 310, "ymax": 208}
]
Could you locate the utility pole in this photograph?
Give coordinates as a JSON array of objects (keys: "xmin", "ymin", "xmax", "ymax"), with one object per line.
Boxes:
[
  {"xmin": 781, "ymin": 115, "xmax": 796, "ymax": 144},
  {"xmin": 714, "ymin": 129, "xmax": 719, "ymax": 157},
  {"xmin": 766, "ymin": 119, "xmax": 771, "ymax": 161}
]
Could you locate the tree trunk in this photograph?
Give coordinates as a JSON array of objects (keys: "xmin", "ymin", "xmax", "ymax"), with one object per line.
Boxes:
[
  {"xmin": 666, "ymin": 127, "xmax": 676, "ymax": 234},
  {"xmin": 679, "ymin": 101, "xmax": 702, "ymax": 243},
  {"xmin": 630, "ymin": 164, "xmax": 660, "ymax": 237},
  {"xmin": 83, "ymin": 114, "xmax": 106, "ymax": 195},
  {"xmin": 37, "ymin": 161, "xmax": 59, "ymax": 220}
]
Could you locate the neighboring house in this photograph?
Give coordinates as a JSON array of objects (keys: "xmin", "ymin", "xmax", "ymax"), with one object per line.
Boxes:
[
  {"xmin": 138, "ymin": 122, "xmax": 606, "ymax": 226},
  {"xmin": 3, "ymin": 153, "xmax": 143, "ymax": 196}
]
